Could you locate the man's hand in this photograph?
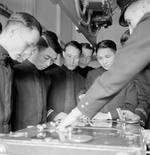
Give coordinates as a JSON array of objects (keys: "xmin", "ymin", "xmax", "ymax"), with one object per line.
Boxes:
[
  {"xmin": 57, "ymin": 107, "xmax": 82, "ymax": 131},
  {"xmin": 54, "ymin": 112, "xmax": 67, "ymax": 122},
  {"xmin": 121, "ymin": 110, "xmax": 140, "ymax": 121}
]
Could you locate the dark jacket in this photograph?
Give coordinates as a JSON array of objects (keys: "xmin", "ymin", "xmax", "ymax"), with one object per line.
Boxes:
[
  {"xmin": 0, "ymin": 45, "xmax": 13, "ymax": 133},
  {"xmin": 78, "ymin": 13, "xmax": 150, "ymax": 120},
  {"xmin": 47, "ymin": 65, "xmax": 85, "ymax": 121},
  {"xmin": 134, "ymin": 67, "xmax": 150, "ymax": 127},
  {"xmin": 12, "ymin": 60, "xmax": 51, "ymax": 131},
  {"xmin": 76, "ymin": 66, "xmax": 93, "ymax": 78}
]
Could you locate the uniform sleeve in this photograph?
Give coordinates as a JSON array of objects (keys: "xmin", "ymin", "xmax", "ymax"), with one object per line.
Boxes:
[
  {"xmin": 77, "ymin": 19, "xmax": 150, "ymax": 118},
  {"xmin": 134, "ymin": 71, "xmax": 150, "ymax": 126},
  {"xmin": 85, "ymin": 71, "xmax": 95, "ymax": 90},
  {"xmin": 85, "ymin": 69, "xmax": 105, "ymax": 90}
]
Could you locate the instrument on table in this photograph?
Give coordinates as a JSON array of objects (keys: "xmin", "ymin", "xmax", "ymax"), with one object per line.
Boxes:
[{"xmin": 0, "ymin": 120, "xmax": 146, "ymax": 155}]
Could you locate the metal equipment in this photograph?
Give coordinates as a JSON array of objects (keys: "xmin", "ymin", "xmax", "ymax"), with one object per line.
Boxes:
[{"xmin": 0, "ymin": 120, "xmax": 146, "ymax": 155}]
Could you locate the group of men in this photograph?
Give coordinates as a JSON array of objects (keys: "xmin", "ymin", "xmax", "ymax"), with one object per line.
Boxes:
[{"xmin": 1, "ymin": 0, "xmax": 150, "ymax": 133}]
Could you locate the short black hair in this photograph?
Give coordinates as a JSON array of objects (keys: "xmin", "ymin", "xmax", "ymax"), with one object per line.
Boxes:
[
  {"xmin": 6, "ymin": 12, "xmax": 42, "ymax": 35},
  {"xmin": 81, "ymin": 43, "xmax": 94, "ymax": 53},
  {"xmin": 42, "ymin": 31, "xmax": 62, "ymax": 54},
  {"xmin": 96, "ymin": 40, "xmax": 117, "ymax": 53},
  {"xmin": 36, "ymin": 37, "xmax": 48, "ymax": 51},
  {"xmin": 37, "ymin": 30, "xmax": 62, "ymax": 54},
  {"xmin": 64, "ymin": 40, "xmax": 82, "ymax": 53}
]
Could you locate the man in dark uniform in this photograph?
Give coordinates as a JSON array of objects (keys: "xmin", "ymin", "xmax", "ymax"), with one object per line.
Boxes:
[
  {"xmin": 0, "ymin": 12, "xmax": 41, "ymax": 133},
  {"xmin": 12, "ymin": 31, "xmax": 61, "ymax": 131},
  {"xmin": 58, "ymin": 0, "xmax": 150, "ymax": 130},
  {"xmin": 47, "ymin": 41, "xmax": 85, "ymax": 121}
]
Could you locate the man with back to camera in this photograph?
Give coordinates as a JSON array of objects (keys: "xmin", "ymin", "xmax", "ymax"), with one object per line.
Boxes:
[
  {"xmin": 0, "ymin": 12, "xmax": 42, "ymax": 133},
  {"xmin": 58, "ymin": 0, "xmax": 150, "ymax": 130},
  {"xmin": 86, "ymin": 39, "xmax": 149, "ymax": 125},
  {"xmin": 119, "ymin": 29, "xmax": 150, "ymax": 127}
]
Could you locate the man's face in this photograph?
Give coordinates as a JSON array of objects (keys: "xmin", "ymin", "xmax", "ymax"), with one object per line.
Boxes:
[
  {"xmin": 8, "ymin": 25, "xmax": 40, "ymax": 60},
  {"xmin": 16, "ymin": 46, "xmax": 36, "ymax": 62},
  {"xmin": 97, "ymin": 48, "xmax": 116, "ymax": 70},
  {"xmin": 63, "ymin": 45, "xmax": 80, "ymax": 70},
  {"xmin": 79, "ymin": 47, "xmax": 93, "ymax": 67},
  {"xmin": 34, "ymin": 47, "xmax": 57, "ymax": 70}
]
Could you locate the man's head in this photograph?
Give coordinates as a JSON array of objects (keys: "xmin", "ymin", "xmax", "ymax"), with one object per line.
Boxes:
[
  {"xmin": 79, "ymin": 43, "xmax": 93, "ymax": 68},
  {"xmin": 96, "ymin": 40, "xmax": 117, "ymax": 70},
  {"xmin": 28, "ymin": 30, "xmax": 62, "ymax": 70},
  {"xmin": 63, "ymin": 41, "xmax": 81, "ymax": 70},
  {"xmin": 117, "ymin": 0, "xmax": 150, "ymax": 33},
  {"xmin": 1, "ymin": 12, "xmax": 42, "ymax": 60}
]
